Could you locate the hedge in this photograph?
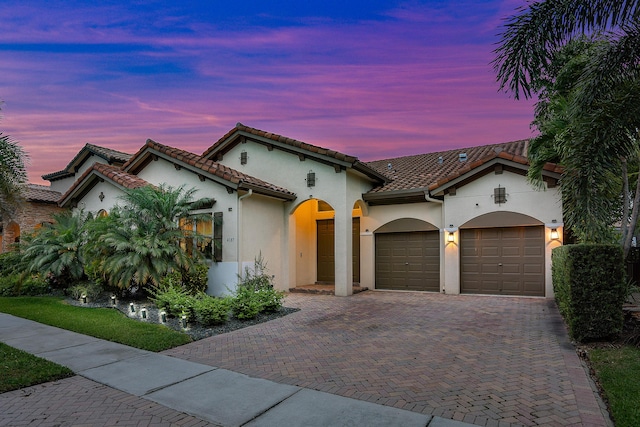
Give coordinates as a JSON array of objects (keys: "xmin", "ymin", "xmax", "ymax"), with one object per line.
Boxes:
[{"xmin": 552, "ymin": 244, "xmax": 627, "ymax": 342}]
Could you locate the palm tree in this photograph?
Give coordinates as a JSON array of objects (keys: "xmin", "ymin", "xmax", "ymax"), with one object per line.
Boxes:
[
  {"xmin": 494, "ymin": 1, "xmax": 640, "ymax": 256},
  {"xmin": 493, "ymin": 0, "xmax": 640, "ymax": 100},
  {"xmin": 22, "ymin": 210, "xmax": 89, "ymax": 286},
  {"xmin": 86, "ymin": 184, "xmax": 211, "ymax": 290},
  {"xmin": 0, "ymin": 132, "xmax": 28, "ymax": 220}
]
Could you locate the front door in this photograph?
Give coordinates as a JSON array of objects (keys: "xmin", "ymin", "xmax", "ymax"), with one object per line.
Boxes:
[{"xmin": 316, "ymin": 218, "xmax": 360, "ymax": 283}]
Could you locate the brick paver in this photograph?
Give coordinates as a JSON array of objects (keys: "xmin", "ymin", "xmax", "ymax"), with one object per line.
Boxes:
[
  {"xmin": 164, "ymin": 292, "xmax": 610, "ymax": 427},
  {"xmin": 0, "ymin": 376, "xmax": 220, "ymax": 427}
]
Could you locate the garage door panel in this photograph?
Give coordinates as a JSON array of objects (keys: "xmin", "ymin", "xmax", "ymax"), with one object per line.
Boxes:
[
  {"xmin": 461, "ymin": 226, "xmax": 544, "ymax": 296},
  {"xmin": 376, "ymin": 231, "xmax": 440, "ymax": 291}
]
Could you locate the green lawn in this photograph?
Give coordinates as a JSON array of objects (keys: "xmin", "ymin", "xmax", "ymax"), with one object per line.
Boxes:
[
  {"xmin": 0, "ymin": 343, "xmax": 73, "ymax": 393},
  {"xmin": 0, "ymin": 297, "xmax": 191, "ymax": 352},
  {"xmin": 589, "ymin": 346, "xmax": 640, "ymax": 427}
]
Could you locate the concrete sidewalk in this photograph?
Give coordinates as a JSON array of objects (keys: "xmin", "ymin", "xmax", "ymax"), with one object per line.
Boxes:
[{"xmin": 0, "ymin": 313, "xmax": 479, "ymax": 427}]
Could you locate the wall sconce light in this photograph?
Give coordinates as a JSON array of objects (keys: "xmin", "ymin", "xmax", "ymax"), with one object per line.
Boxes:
[
  {"xmin": 550, "ymin": 228, "xmax": 559, "ymax": 240},
  {"xmin": 130, "ymin": 302, "xmax": 135, "ymax": 313},
  {"xmin": 447, "ymin": 232, "xmax": 455, "ymax": 242},
  {"xmin": 140, "ymin": 308, "xmax": 147, "ymax": 319},
  {"xmin": 99, "ymin": 192, "xmax": 105, "ymax": 202}
]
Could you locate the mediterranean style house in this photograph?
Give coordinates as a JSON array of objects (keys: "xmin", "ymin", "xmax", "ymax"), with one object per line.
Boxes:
[{"xmin": 26, "ymin": 124, "xmax": 564, "ymax": 297}]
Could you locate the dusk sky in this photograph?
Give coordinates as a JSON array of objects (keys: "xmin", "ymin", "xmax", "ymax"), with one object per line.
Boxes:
[{"xmin": 1, "ymin": 0, "xmax": 536, "ymax": 185}]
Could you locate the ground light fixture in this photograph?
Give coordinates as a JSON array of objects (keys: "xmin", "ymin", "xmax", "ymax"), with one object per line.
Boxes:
[
  {"xmin": 111, "ymin": 295, "xmax": 116, "ymax": 305},
  {"xmin": 130, "ymin": 302, "xmax": 135, "ymax": 313},
  {"xmin": 81, "ymin": 294, "xmax": 87, "ymax": 303},
  {"xmin": 181, "ymin": 315, "xmax": 187, "ymax": 329},
  {"xmin": 160, "ymin": 311, "xmax": 167, "ymax": 323},
  {"xmin": 141, "ymin": 308, "xmax": 147, "ymax": 319}
]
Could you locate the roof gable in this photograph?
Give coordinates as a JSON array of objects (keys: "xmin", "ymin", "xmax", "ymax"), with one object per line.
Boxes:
[
  {"xmin": 124, "ymin": 139, "xmax": 296, "ymax": 201},
  {"xmin": 203, "ymin": 123, "xmax": 388, "ymax": 183},
  {"xmin": 42, "ymin": 143, "xmax": 132, "ymax": 181},
  {"xmin": 59, "ymin": 163, "xmax": 150, "ymax": 208}
]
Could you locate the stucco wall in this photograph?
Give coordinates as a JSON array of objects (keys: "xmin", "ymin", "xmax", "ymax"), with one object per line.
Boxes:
[{"xmin": 239, "ymin": 193, "xmax": 287, "ymax": 292}]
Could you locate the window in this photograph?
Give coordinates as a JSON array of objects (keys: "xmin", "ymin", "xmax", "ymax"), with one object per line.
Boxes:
[
  {"xmin": 180, "ymin": 215, "xmax": 214, "ymax": 259},
  {"xmin": 494, "ymin": 186, "xmax": 507, "ymax": 204}
]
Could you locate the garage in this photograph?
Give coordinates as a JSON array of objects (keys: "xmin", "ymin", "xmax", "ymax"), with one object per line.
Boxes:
[
  {"xmin": 460, "ymin": 225, "xmax": 545, "ymax": 296},
  {"xmin": 375, "ymin": 230, "xmax": 440, "ymax": 291}
]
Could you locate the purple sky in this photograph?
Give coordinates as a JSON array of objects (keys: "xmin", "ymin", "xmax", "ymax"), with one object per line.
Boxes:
[{"xmin": 1, "ymin": 0, "xmax": 535, "ymax": 184}]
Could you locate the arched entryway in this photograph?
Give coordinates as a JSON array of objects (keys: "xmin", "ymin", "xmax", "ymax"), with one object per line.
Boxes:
[{"xmin": 290, "ymin": 199, "xmax": 363, "ymax": 294}]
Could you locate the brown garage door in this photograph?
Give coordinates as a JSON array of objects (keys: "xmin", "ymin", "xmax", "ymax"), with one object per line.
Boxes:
[
  {"xmin": 460, "ymin": 226, "xmax": 545, "ymax": 296},
  {"xmin": 375, "ymin": 231, "xmax": 440, "ymax": 291}
]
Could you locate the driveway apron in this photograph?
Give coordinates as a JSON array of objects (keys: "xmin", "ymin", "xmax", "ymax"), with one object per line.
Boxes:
[{"xmin": 164, "ymin": 292, "xmax": 610, "ymax": 427}]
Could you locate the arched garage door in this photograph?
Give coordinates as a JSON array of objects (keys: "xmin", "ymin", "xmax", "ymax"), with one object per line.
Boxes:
[
  {"xmin": 375, "ymin": 230, "xmax": 440, "ymax": 291},
  {"xmin": 460, "ymin": 226, "xmax": 545, "ymax": 296}
]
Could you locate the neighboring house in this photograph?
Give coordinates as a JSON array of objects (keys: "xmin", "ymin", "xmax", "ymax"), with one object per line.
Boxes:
[
  {"xmin": 50, "ymin": 124, "xmax": 563, "ymax": 297},
  {"xmin": 0, "ymin": 184, "xmax": 64, "ymax": 253}
]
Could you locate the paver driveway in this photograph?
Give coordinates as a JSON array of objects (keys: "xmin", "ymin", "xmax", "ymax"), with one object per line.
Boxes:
[{"xmin": 164, "ymin": 292, "xmax": 609, "ymax": 427}]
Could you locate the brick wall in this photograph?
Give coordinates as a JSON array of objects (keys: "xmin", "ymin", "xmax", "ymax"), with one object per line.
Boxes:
[{"xmin": 1, "ymin": 201, "xmax": 66, "ymax": 253}]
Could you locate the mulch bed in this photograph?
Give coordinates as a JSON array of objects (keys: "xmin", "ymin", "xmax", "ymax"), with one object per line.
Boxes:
[{"xmin": 66, "ymin": 294, "xmax": 299, "ymax": 341}]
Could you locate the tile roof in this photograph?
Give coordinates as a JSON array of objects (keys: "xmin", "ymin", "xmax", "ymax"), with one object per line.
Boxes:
[
  {"xmin": 42, "ymin": 143, "xmax": 132, "ymax": 181},
  {"xmin": 59, "ymin": 163, "xmax": 150, "ymax": 207},
  {"xmin": 203, "ymin": 123, "xmax": 358, "ymax": 164},
  {"xmin": 24, "ymin": 184, "xmax": 62, "ymax": 203},
  {"xmin": 366, "ymin": 140, "xmax": 562, "ymax": 194},
  {"xmin": 126, "ymin": 139, "xmax": 296, "ymax": 200}
]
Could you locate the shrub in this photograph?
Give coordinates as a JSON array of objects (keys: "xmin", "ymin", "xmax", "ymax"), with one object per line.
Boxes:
[
  {"xmin": 0, "ymin": 273, "xmax": 49, "ymax": 296},
  {"xmin": 230, "ymin": 286, "xmax": 262, "ymax": 320},
  {"xmin": 552, "ymin": 244, "xmax": 627, "ymax": 342},
  {"xmin": 67, "ymin": 282, "xmax": 103, "ymax": 301},
  {"xmin": 149, "ymin": 284, "xmax": 198, "ymax": 321},
  {"xmin": 255, "ymin": 287, "xmax": 285, "ymax": 313},
  {"xmin": 194, "ymin": 295, "xmax": 230, "ymax": 326},
  {"xmin": 158, "ymin": 264, "xmax": 209, "ymax": 296},
  {"xmin": 181, "ymin": 263, "xmax": 209, "ymax": 295}
]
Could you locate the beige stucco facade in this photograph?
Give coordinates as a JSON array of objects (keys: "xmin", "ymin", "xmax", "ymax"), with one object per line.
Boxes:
[{"xmin": 53, "ymin": 125, "xmax": 563, "ymax": 298}]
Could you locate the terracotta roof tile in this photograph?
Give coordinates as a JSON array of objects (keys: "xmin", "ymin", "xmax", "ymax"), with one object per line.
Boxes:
[
  {"xmin": 366, "ymin": 140, "xmax": 546, "ymax": 194},
  {"xmin": 203, "ymin": 123, "xmax": 359, "ymax": 164},
  {"xmin": 59, "ymin": 163, "xmax": 150, "ymax": 206},
  {"xmin": 43, "ymin": 143, "xmax": 132, "ymax": 181},
  {"xmin": 132, "ymin": 139, "xmax": 296, "ymax": 199},
  {"xmin": 24, "ymin": 184, "xmax": 62, "ymax": 203}
]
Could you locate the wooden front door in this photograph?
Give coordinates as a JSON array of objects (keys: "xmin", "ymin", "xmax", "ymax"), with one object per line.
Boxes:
[{"xmin": 316, "ymin": 218, "xmax": 361, "ymax": 283}]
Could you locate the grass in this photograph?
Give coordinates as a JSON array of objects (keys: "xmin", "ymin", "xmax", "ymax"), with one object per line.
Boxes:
[
  {"xmin": 589, "ymin": 345, "xmax": 640, "ymax": 427},
  {"xmin": 0, "ymin": 342, "xmax": 73, "ymax": 393},
  {"xmin": 0, "ymin": 296, "xmax": 192, "ymax": 352}
]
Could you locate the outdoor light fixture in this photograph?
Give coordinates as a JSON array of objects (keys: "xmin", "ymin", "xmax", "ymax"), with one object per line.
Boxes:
[
  {"xmin": 448, "ymin": 232, "xmax": 455, "ymax": 242},
  {"xmin": 81, "ymin": 294, "xmax": 87, "ymax": 303},
  {"xmin": 141, "ymin": 308, "xmax": 147, "ymax": 319},
  {"xmin": 130, "ymin": 302, "xmax": 135, "ymax": 313},
  {"xmin": 160, "ymin": 311, "xmax": 167, "ymax": 323},
  {"xmin": 98, "ymin": 192, "xmax": 105, "ymax": 202},
  {"xmin": 111, "ymin": 295, "xmax": 116, "ymax": 305},
  {"xmin": 181, "ymin": 315, "xmax": 187, "ymax": 329},
  {"xmin": 550, "ymin": 228, "xmax": 559, "ymax": 240}
]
